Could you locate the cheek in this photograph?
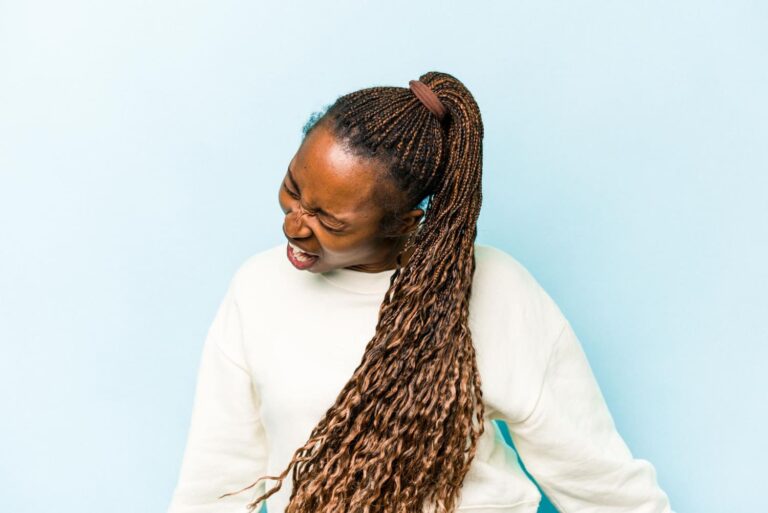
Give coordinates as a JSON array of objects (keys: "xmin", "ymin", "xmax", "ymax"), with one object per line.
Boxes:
[{"xmin": 319, "ymin": 232, "xmax": 384, "ymax": 261}]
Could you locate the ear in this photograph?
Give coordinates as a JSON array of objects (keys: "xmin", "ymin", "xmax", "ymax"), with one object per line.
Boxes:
[{"xmin": 393, "ymin": 208, "xmax": 424, "ymax": 236}]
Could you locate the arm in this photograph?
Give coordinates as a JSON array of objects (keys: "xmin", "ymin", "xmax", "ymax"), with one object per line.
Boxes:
[
  {"xmin": 504, "ymin": 321, "xmax": 674, "ymax": 513},
  {"xmin": 168, "ymin": 280, "xmax": 269, "ymax": 513}
]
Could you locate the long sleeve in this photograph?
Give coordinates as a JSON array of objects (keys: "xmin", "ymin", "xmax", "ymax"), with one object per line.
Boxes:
[
  {"xmin": 168, "ymin": 280, "xmax": 269, "ymax": 513},
  {"xmin": 504, "ymin": 320, "xmax": 674, "ymax": 513}
]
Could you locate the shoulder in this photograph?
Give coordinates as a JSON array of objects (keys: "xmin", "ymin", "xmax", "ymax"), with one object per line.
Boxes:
[
  {"xmin": 472, "ymin": 243, "xmax": 551, "ymax": 304},
  {"xmin": 469, "ymin": 244, "xmax": 571, "ymax": 421},
  {"xmin": 235, "ymin": 243, "xmax": 287, "ymax": 278},
  {"xmin": 473, "ymin": 243, "xmax": 537, "ymax": 285},
  {"xmin": 471, "ymin": 243, "xmax": 567, "ymax": 344},
  {"xmin": 226, "ymin": 243, "xmax": 294, "ymax": 297},
  {"xmin": 226, "ymin": 242, "xmax": 333, "ymax": 304}
]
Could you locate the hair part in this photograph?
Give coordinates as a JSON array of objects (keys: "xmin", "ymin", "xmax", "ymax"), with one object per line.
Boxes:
[{"xmin": 222, "ymin": 71, "xmax": 485, "ymax": 513}]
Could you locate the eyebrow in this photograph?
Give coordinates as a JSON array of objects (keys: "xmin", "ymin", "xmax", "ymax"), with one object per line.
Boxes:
[{"xmin": 286, "ymin": 166, "xmax": 348, "ymax": 225}]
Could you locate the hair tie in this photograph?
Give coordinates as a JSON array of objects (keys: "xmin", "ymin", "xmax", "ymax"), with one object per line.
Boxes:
[{"xmin": 409, "ymin": 79, "xmax": 449, "ymax": 122}]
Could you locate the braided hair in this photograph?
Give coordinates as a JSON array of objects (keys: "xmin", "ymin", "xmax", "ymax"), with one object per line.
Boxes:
[{"xmin": 222, "ymin": 71, "xmax": 485, "ymax": 513}]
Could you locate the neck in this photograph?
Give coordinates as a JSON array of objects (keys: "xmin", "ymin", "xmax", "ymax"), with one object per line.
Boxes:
[{"xmin": 343, "ymin": 232, "xmax": 418, "ymax": 273}]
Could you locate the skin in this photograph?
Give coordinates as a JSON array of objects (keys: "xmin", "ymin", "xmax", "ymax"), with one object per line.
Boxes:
[{"xmin": 278, "ymin": 121, "xmax": 424, "ymax": 274}]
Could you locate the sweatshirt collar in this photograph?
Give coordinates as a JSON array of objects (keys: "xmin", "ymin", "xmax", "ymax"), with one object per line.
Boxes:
[{"xmin": 318, "ymin": 266, "xmax": 397, "ymax": 295}]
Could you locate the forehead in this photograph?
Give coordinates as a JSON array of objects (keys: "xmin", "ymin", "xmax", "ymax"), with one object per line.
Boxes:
[{"xmin": 290, "ymin": 124, "xmax": 384, "ymax": 218}]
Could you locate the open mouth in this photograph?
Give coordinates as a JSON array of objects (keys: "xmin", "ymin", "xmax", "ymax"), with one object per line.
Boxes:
[{"xmin": 286, "ymin": 241, "xmax": 319, "ymax": 270}]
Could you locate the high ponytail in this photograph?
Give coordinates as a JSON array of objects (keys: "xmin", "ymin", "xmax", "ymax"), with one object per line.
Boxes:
[{"xmin": 222, "ymin": 71, "xmax": 485, "ymax": 513}]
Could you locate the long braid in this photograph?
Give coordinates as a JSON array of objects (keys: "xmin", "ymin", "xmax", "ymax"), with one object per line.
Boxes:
[{"xmin": 221, "ymin": 71, "xmax": 485, "ymax": 513}]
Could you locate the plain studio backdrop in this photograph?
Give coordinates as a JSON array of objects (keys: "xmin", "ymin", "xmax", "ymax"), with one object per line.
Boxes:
[{"xmin": 1, "ymin": 1, "xmax": 766, "ymax": 512}]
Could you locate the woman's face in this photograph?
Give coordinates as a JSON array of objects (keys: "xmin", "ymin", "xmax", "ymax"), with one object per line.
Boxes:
[{"xmin": 278, "ymin": 122, "xmax": 422, "ymax": 274}]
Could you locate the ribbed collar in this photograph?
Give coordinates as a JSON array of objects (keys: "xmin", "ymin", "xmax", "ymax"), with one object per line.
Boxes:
[{"xmin": 318, "ymin": 266, "xmax": 397, "ymax": 295}]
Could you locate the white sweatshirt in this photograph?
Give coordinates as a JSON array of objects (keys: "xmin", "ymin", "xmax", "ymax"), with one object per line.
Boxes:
[{"xmin": 167, "ymin": 243, "xmax": 674, "ymax": 513}]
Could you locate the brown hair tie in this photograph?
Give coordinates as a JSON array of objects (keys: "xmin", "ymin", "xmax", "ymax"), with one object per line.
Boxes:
[{"xmin": 409, "ymin": 79, "xmax": 449, "ymax": 121}]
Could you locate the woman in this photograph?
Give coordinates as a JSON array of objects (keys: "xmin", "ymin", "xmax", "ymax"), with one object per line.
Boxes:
[{"xmin": 168, "ymin": 72, "xmax": 674, "ymax": 513}]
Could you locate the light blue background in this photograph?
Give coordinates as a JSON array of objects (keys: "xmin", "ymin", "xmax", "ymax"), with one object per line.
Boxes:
[{"xmin": 1, "ymin": 2, "xmax": 765, "ymax": 512}]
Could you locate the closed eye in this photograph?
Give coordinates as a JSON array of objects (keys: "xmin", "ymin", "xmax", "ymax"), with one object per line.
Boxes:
[
  {"xmin": 283, "ymin": 182, "xmax": 299, "ymax": 199},
  {"xmin": 283, "ymin": 182, "xmax": 345, "ymax": 234},
  {"xmin": 322, "ymin": 223, "xmax": 345, "ymax": 233}
]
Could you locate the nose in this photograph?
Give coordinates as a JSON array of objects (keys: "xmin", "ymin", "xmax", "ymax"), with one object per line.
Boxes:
[{"xmin": 283, "ymin": 206, "xmax": 313, "ymax": 239}]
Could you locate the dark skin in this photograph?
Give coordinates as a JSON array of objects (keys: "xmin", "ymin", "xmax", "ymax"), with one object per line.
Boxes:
[{"xmin": 279, "ymin": 122, "xmax": 424, "ymax": 274}]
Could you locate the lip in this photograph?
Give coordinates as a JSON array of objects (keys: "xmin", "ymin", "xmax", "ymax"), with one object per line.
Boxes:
[
  {"xmin": 286, "ymin": 242, "xmax": 319, "ymax": 270},
  {"xmin": 287, "ymin": 240, "xmax": 319, "ymax": 256}
]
